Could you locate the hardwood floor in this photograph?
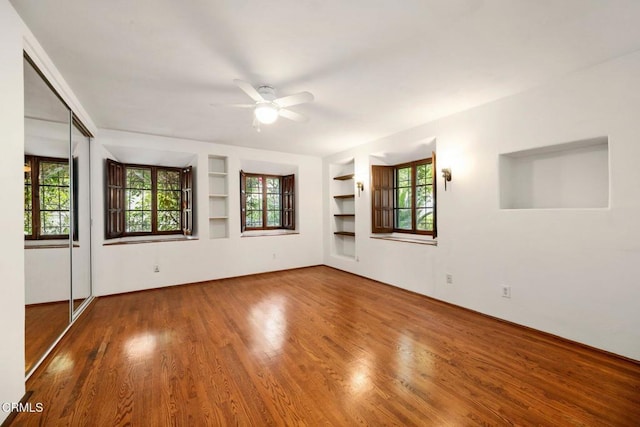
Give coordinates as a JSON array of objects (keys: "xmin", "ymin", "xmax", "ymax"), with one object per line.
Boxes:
[
  {"xmin": 25, "ymin": 301, "xmax": 69, "ymax": 374},
  {"xmin": 14, "ymin": 266, "xmax": 640, "ymax": 426}
]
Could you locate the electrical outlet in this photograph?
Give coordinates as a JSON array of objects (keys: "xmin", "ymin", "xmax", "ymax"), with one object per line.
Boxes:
[
  {"xmin": 154, "ymin": 265, "xmax": 160, "ymax": 273},
  {"xmin": 446, "ymin": 274, "xmax": 453, "ymax": 285},
  {"xmin": 501, "ymin": 285, "xmax": 511, "ymax": 298}
]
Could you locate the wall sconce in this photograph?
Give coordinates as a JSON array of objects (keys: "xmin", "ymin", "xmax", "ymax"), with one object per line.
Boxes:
[
  {"xmin": 441, "ymin": 168, "xmax": 452, "ymax": 191},
  {"xmin": 356, "ymin": 181, "xmax": 364, "ymax": 196}
]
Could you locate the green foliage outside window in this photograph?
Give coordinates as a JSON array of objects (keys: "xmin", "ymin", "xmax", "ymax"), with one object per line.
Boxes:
[
  {"xmin": 416, "ymin": 163, "xmax": 434, "ymax": 231},
  {"xmin": 266, "ymin": 177, "xmax": 281, "ymax": 227},
  {"xmin": 24, "ymin": 163, "xmax": 32, "ymax": 236},
  {"xmin": 125, "ymin": 168, "xmax": 152, "ymax": 233},
  {"xmin": 24, "ymin": 157, "xmax": 71, "ymax": 238},
  {"xmin": 105, "ymin": 159, "xmax": 192, "ymax": 239},
  {"xmin": 394, "ymin": 161, "xmax": 433, "ymax": 233},
  {"xmin": 157, "ymin": 169, "xmax": 181, "ymax": 231},
  {"xmin": 246, "ymin": 176, "xmax": 263, "ymax": 228},
  {"xmin": 241, "ymin": 172, "xmax": 294, "ymax": 231},
  {"xmin": 395, "ymin": 166, "xmax": 412, "ymax": 230},
  {"xmin": 123, "ymin": 167, "xmax": 183, "ymax": 233}
]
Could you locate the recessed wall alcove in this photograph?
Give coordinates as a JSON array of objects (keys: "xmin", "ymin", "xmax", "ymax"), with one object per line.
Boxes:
[{"xmin": 499, "ymin": 137, "xmax": 609, "ymax": 209}]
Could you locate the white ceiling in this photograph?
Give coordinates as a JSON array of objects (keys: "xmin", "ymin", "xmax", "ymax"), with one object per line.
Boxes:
[{"xmin": 11, "ymin": 0, "xmax": 640, "ymax": 156}]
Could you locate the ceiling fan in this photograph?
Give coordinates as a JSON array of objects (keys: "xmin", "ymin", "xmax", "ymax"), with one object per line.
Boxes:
[{"xmin": 231, "ymin": 79, "xmax": 314, "ymax": 131}]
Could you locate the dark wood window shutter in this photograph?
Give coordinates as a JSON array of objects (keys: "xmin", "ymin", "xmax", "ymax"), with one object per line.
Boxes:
[
  {"xmin": 282, "ymin": 174, "xmax": 295, "ymax": 230},
  {"xmin": 181, "ymin": 166, "xmax": 193, "ymax": 236},
  {"xmin": 431, "ymin": 151, "xmax": 437, "ymax": 238},
  {"xmin": 371, "ymin": 165, "xmax": 394, "ymax": 233},
  {"xmin": 240, "ymin": 170, "xmax": 247, "ymax": 232},
  {"xmin": 24, "ymin": 155, "xmax": 36, "ymax": 240},
  {"xmin": 72, "ymin": 156, "xmax": 79, "ymax": 241},
  {"xmin": 105, "ymin": 159, "xmax": 125, "ymax": 239}
]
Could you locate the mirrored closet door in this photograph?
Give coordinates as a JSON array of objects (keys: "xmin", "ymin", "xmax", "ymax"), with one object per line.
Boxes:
[{"xmin": 23, "ymin": 54, "xmax": 93, "ymax": 376}]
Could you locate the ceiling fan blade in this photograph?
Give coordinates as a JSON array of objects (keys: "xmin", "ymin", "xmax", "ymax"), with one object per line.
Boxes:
[
  {"xmin": 234, "ymin": 79, "xmax": 264, "ymax": 102},
  {"xmin": 210, "ymin": 103, "xmax": 254, "ymax": 108},
  {"xmin": 274, "ymin": 91, "xmax": 314, "ymax": 108},
  {"xmin": 279, "ymin": 108, "xmax": 309, "ymax": 123}
]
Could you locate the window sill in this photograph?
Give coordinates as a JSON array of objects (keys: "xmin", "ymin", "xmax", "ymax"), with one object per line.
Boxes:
[
  {"xmin": 370, "ymin": 234, "xmax": 437, "ymax": 246},
  {"xmin": 103, "ymin": 236, "xmax": 199, "ymax": 246},
  {"xmin": 241, "ymin": 230, "xmax": 299, "ymax": 238},
  {"xmin": 25, "ymin": 242, "xmax": 80, "ymax": 249}
]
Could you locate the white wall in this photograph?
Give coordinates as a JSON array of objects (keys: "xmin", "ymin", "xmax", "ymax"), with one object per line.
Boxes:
[
  {"xmin": 0, "ymin": 1, "xmax": 26, "ymax": 421},
  {"xmin": 324, "ymin": 50, "xmax": 640, "ymax": 361},
  {"xmin": 92, "ymin": 129, "xmax": 323, "ymax": 296}
]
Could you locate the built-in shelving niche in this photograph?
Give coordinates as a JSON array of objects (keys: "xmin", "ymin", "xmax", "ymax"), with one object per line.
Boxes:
[
  {"xmin": 330, "ymin": 159, "xmax": 356, "ymax": 259},
  {"xmin": 208, "ymin": 155, "xmax": 229, "ymax": 238},
  {"xmin": 499, "ymin": 136, "xmax": 609, "ymax": 209}
]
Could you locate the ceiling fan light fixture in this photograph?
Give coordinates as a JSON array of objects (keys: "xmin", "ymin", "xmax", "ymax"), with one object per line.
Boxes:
[{"xmin": 254, "ymin": 102, "xmax": 279, "ymax": 124}]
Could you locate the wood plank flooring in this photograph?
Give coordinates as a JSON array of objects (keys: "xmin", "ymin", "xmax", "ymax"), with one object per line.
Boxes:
[
  {"xmin": 14, "ymin": 266, "xmax": 640, "ymax": 426},
  {"xmin": 25, "ymin": 301, "xmax": 69, "ymax": 374}
]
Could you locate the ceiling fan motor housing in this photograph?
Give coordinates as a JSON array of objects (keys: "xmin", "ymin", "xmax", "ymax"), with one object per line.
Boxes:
[{"xmin": 257, "ymin": 85, "xmax": 276, "ymax": 101}]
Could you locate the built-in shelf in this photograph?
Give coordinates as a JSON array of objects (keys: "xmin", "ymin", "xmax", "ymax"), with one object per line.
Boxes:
[
  {"xmin": 333, "ymin": 173, "xmax": 354, "ymax": 181},
  {"xmin": 331, "ymin": 160, "xmax": 356, "ymax": 259},
  {"xmin": 208, "ymin": 155, "xmax": 229, "ymax": 239}
]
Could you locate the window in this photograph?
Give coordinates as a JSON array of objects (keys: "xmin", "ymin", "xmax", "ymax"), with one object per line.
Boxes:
[
  {"xmin": 105, "ymin": 159, "xmax": 193, "ymax": 239},
  {"xmin": 240, "ymin": 172, "xmax": 295, "ymax": 231},
  {"xmin": 371, "ymin": 154, "xmax": 437, "ymax": 236},
  {"xmin": 24, "ymin": 155, "xmax": 74, "ymax": 240}
]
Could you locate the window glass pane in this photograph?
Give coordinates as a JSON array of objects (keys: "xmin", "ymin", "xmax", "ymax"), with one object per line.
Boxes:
[
  {"xmin": 24, "ymin": 183, "xmax": 32, "ymax": 210},
  {"xmin": 266, "ymin": 178, "xmax": 281, "ymax": 226},
  {"xmin": 158, "ymin": 210, "xmax": 180, "ymax": 231},
  {"xmin": 39, "ymin": 161, "xmax": 70, "ymax": 235},
  {"xmin": 246, "ymin": 193, "xmax": 262, "ymax": 211},
  {"xmin": 244, "ymin": 174, "xmax": 286, "ymax": 230},
  {"xmin": 416, "ymin": 163, "xmax": 432, "ymax": 186},
  {"xmin": 397, "ymin": 167, "xmax": 411, "ymax": 187},
  {"xmin": 396, "ymin": 186, "xmax": 412, "ymax": 209},
  {"xmin": 416, "ymin": 185, "xmax": 433, "ymax": 208},
  {"xmin": 158, "ymin": 190, "xmax": 180, "ymax": 211},
  {"xmin": 126, "ymin": 189, "xmax": 152, "ymax": 211},
  {"xmin": 395, "ymin": 209, "xmax": 412, "ymax": 230},
  {"xmin": 40, "ymin": 162, "xmax": 69, "ymax": 186},
  {"xmin": 267, "ymin": 210, "xmax": 281, "ymax": 227},
  {"xmin": 126, "ymin": 168, "xmax": 151, "ymax": 190},
  {"xmin": 41, "ymin": 185, "xmax": 71, "ymax": 211},
  {"xmin": 25, "ymin": 162, "xmax": 32, "ymax": 184},
  {"xmin": 247, "ymin": 210, "xmax": 262, "ymax": 228},
  {"xmin": 267, "ymin": 177, "xmax": 280, "ymax": 192},
  {"xmin": 246, "ymin": 176, "xmax": 262, "ymax": 193},
  {"xmin": 24, "ymin": 211, "xmax": 32, "ymax": 235},
  {"xmin": 41, "ymin": 211, "xmax": 70, "ymax": 235},
  {"xmin": 157, "ymin": 169, "xmax": 181, "ymax": 232},
  {"xmin": 125, "ymin": 167, "xmax": 152, "ymax": 233},
  {"xmin": 416, "ymin": 208, "xmax": 434, "ymax": 231},
  {"xmin": 126, "ymin": 211, "xmax": 152, "ymax": 233},
  {"xmin": 157, "ymin": 169, "xmax": 180, "ymax": 190},
  {"xmin": 25, "ymin": 163, "xmax": 33, "ymax": 236},
  {"xmin": 267, "ymin": 194, "xmax": 281, "ymax": 210}
]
